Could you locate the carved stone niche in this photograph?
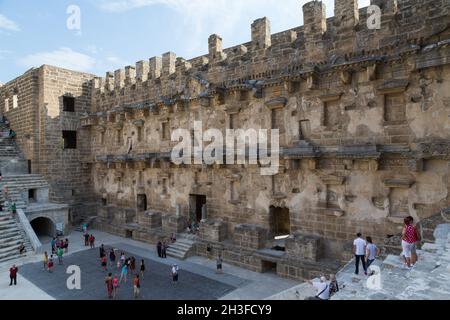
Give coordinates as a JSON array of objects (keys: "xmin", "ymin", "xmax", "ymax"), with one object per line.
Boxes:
[
  {"xmin": 383, "ymin": 178, "xmax": 415, "ymax": 189},
  {"xmin": 285, "ymin": 232, "xmax": 321, "ymax": 262},
  {"xmin": 377, "ymin": 79, "xmax": 409, "ymax": 95},
  {"xmin": 320, "ymin": 175, "xmax": 345, "ymax": 186},
  {"xmin": 265, "ymin": 97, "xmax": 287, "ymax": 109},
  {"xmin": 199, "ymin": 218, "xmax": 228, "ymax": 242}
]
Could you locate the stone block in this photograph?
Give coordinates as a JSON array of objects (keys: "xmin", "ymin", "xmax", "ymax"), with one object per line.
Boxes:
[
  {"xmin": 233, "ymin": 224, "xmax": 268, "ymax": 250},
  {"xmin": 285, "ymin": 232, "xmax": 321, "ymax": 262},
  {"xmin": 162, "ymin": 214, "xmax": 187, "ymax": 233},
  {"xmin": 199, "ymin": 219, "xmax": 228, "ymax": 242}
]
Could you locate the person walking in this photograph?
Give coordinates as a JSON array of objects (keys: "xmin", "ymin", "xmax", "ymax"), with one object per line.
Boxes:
[
  {"xmin": 51, "ymin": 237, "xmax": 56, "ymax": 254},
  {"xmin": 130, "ymin": 257, "xmax": 136, "ymax": 274},
  {"xmin": 140, "ymin": 259, "xmax": 146, "ymax": 280},
  {"xmin": 99, "ymin": 244, "xmax": 105, "ymax": 258},
  {"xmin": 105, "ymin": 273, "xmax": 113, "ymax": 299},
  {"xmin": 119, "ymin": 263, "xmax": 128, "ymax": 284},
  {"xmin": 216, "ymin": 255, "xmax": 223, "ymax": 274},
  {"xmin": 120, "ymin": 252, "xmax": 126, "ymax": 266},
  {"xmin": 162, "ymin": 242, "xmax": 167, "ymax": 259},
  {"xmin": 18, "ymin": 243, "xmax": 25, "ymax": 255},
  {"xmin": 109, "ymin": 249, "xmax": 116, "ymax": 267},
  {"xmin": 365, "ymin": 237, "xmax": 381, "ymax": 269},
  {"xmin": 9, "ymin": 265, "xmax": 18, "ymax": 286},
  {"xmin": 157, "ymin": 241, "xmax": 162, "ymax": 258},
  {"xmin": 84, "ymin": 233, "xmax": 89, "ymax": 247},
  {"xmin": 113, "ymin": 275, "xmax": 119, "ymax": 299},
  {"xmin": 171, "ymin": 264, "xmax": 179, "ymax": 284},
  {"xmin": 43, "ymin": 252, "xmax": 49, "ymax": 271},
  {"xmin": 48, "ymin": 255, "xmax": 54, "ymax": 272},
  {"xmin": 133, "ymin": 275, "xmax": 141, "ymax": 299},
  {"xmin": 402, "ymin": 216, "xmax": 420, "ymax": 269},
  {"xmin": 353, "ymin": 233, "xmax": 367, "ymax": 275},
  {"xmin": 64, "ymin": 238, "xmax": 69, "ymax": 254},
  {"xmin": 57, "ymin": 247, "xmax": 64, "ymax": 265},
  {"xmin": 89, "ymin": 234, "xmax": 95, "ymax": 248},
  {"xmin": 101, "ymin": 255, "xmax": 108, "ymax": 272}
]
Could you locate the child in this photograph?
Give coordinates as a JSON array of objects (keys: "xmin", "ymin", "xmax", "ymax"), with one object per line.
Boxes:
[
  {"xmin": 113, "ymin": 275, "xmax": 119, "ymax": 299},
  {"xmin": 101, "ymin": 255, "xmax": 108, "ymax": 272},
  {"xmin": 48, "ymin": 255, "xmax": 54, "ymax": 272},
  {"xmin": 43, "ymin": 252, "xmax": 49, "ymax": 271},
  {"xmin": 140, "ymin": 259, "xmax": 146, "ymax": 280}
]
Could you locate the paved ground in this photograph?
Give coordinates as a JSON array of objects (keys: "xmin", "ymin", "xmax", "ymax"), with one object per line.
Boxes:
[
  {"xmin": 0, "ymin": 230, "xmax": 299, "ymax": 300},
  {"xmin": 18, "ymin": 245, "xmax": 236, "ymax": 300}
]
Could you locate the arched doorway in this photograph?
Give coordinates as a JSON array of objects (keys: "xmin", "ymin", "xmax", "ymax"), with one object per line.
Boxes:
[{"xmin": 30, "ymin": 217, "xmax": 56, "ymax": 239}]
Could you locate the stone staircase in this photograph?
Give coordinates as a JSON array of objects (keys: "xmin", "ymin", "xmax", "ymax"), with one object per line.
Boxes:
[
  {"xmin": 166, "ymin": 237, "xmax": 196, "ymax": 260},
  {"xmin": 0, "ymin": 136, "xmax": 21, "ymax": 158},
  {"xmin": 332, "ymin": 224, "xmax": 450, "ymax": 300},
  {"xmin": 0, "ymin": 174, "xmax": 50, "ymax": 210},
  {"xmin": 0, "ymin": 212, "xmax": 32, "ymax": 264}
]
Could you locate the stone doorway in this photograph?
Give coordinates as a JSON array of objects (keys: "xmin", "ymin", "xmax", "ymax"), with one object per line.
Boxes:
[
  {"xmin": 30, "ymin": 217, "xmax": 55, "ymax": 239},
  {"xmin": 261, "ymin": 260, "xmax": 277, "ymax": 274},
  {"xmin": 269, "ymin": 206, "xmax": 291, "ymax": 238},
  {"xmin": 189, "ymin": 194, "xmax": 206, "ymax": 223}
]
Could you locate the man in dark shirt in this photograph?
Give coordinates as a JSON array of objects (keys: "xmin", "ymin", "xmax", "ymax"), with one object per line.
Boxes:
[
  {"xmin": 84, "ymin": 233, "xmax": 90, "ymax": 246},
  {"xmin": 9, "ymin": 265, "xmax": 18, "ymax": 286}
]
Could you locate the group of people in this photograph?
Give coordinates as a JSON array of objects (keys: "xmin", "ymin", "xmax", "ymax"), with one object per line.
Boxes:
[
  {"xmin": 156, "ymin": 241, "xmax": 168, "ymax": 258},
  {"xmin": 310, "ymin": 216, "xmax": 421, "ymax": 300},
  {"xmin": 83, "ymin": 233, "xmax": 96, "ymax": 248},
  {"xmin": 50, "ymin": 237, "xmax": 69, "ymax": 255}
]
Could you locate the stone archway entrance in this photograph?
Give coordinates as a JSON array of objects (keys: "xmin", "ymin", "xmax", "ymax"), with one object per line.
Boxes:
[
  {"xmin": 269, "ymin": 206, "xmax": 291, "ymax": 239},
  {"xmin": 30, "ymin": 217, "xmax": 56, "ymax": 238}
]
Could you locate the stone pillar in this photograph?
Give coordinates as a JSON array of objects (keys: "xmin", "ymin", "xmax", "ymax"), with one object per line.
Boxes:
[
  {"xmin": 251, "ymin": 17, "xmax": 271, "ymax": 49},
  {"xmin": 114, "ymin": 69, "xmax": 125, "ymax": 89},
  {"xmin": 162, "ymin": 52, "xmax": 176, "ymax": 76},
  {"xmin": 334, "ymin": 0, "xmax": 359, "ymax": 31},
  {"xmin": 302, "ymin": 1, "xmax": 327, "ymax": 60},
  {"xmin": 136, "ymin": 60, "xmax": 149, "ymax": 82},
  {"xmin": 176, "ymin": 204, "xmax": 181, "ymax": 217},
  {"xmin": 149, "ymin": 56, "xmax": 162, "ymax": 80},
  {"xmin": 105, "ymin": 72, "xmax": 114, "ymax": 91},
  {"xmin": 125, "ymin": 66, "xmax": 136, "ymax": 86},
  {"xmin": 208, "ymin": 34, "xmax": 226, "ymax": 61}
]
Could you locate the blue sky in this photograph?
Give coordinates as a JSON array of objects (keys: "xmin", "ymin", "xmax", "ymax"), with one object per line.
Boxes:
[{"xmin": 0, "ymin": 0, "xmax": 370, "ymax": 84}]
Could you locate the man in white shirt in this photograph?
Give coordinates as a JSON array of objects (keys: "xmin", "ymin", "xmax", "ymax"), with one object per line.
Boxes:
[
  {"xmin": 308, "ymin": 276, "xmax": 330, "ymax": 300},
  {"xmin": 353, "ymin": 233, "xmax": 367, "ymax": 275}
]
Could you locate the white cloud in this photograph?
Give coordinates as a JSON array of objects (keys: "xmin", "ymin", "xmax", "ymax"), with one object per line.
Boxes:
[
  {"xmin": 97, "ymin": 0, "xmax": 372, "ymax": 56},
  {"xmin": 0, "ymin": 14, "xmax": 20, "ymax": 31},
  {"xmin": 18, "ymin": 47, "xmax": 96, "ymax": 72}
]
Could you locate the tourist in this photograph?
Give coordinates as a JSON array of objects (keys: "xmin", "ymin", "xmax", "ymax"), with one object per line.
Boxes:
[
  {"xmin": 157, "ymin": 241, "xmax": 162, "ymax": 258},
  {"xmin": 353, "ymin": 233, "xmax": 367, "ymax": 275},
  {"xmin": 18, "ymin": 243, "xmax": 25, "ymax": 255},
  {"xmin": 84, "ymin": 232, "xmax": 89, "ymax": 246},
  {"xmin": 402, "ymin": 216, "xmax": 420, "ymax": 269},
  {"xmin": 101, "ymin": 255, "xmax": 108, "ymax": 272},
  {"xmin": 329, "ymin": 274, "xmax": 339, "ymax": 298},
  {"xmin": 89, "ymin": 234, "xmax": 96, "ymax": 248},
  {"xmin": 57, "ymin": 247, "xmax": 64, "ymax": 265},
  {"xmin": 10, "ymin": 202, "xmax": 16, "ymax": 215},
  {"xmin": 130, "ymin": 257, "xmax": 136, "ymax": 274},
  {"xmin": 60, "ymin": 238, "xmax": 65, "ymax": 250},
  {"xmin": 170, "ymin": 233, "xmax": 177, "ymax": 243},
  {"xmin": 113, "ymin": 274, "xmax": 119, "ymax": 299},
  {"xmin": 43, "ymin": 251, "xmax": 49, "ymax": 270},
  {"xmin": 105, "ymin": 273, "xmax": 113, "ymax": 299},
  {"xmin": 140, "ymin": 259, "xmax": 145, "ymax": 280},
  {"xmin": 51, "ymin": 237, "xmax": 56, "ymax": 254},
  {"xmin": 64, "ymin": 238, "xmax": 69, "ymax": 253},
  {"xmin": 119, "ymin": 263, "xmax": 128, "ymax": 284},
  {"xmin": 120, "ymin": 252, "xmax": 126, "ymax": 266},
  {"xmin": 408, "ymin": 216, "xmax": 421, "ymax": 266},
  {"xmin": 171, "ymin": 264, "xmax": 179, "ymax": 284},
  {"xmin": 100, "ymin": 244, "xmax": 105, "ymax": 258},
  {"xmin": 9, "ymin": 265, "xmax": 18, "ymax": 286},
  {"xmin": 216, "ymin": 254, "xmax": 223, "ymax": 274},
  {"xmin": 162, "ymin": 241, "xmax": 167, "ymax": 258},
  {"xmin": 48, "ymin": 255, "xmax": 54, "ymax": 272},
  {"xmin": 133, "ymin": 274, "xmax": 141, "ymax": 299},
  {"xmin": 109, "ymin": 249, "xmax": 116, "ymax": 267},
  {"xmin": 307, "ymin": 277, "xmax": 330, "ymax": 300},
  {"xmin": 9, "ymin": 129, "xmax": 16, "ymax": 139},
  {"xmin": 365, "ymin": 237, "xmax": 381, "ymax": 269}
]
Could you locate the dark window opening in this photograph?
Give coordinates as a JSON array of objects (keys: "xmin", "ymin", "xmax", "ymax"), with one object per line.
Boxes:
[
  {"xmin": 63, "ymin": 130, "xmax": 77, "ymax": 149},
  {"xmin": 269, "ymin": 206, "xmax": 291, "ymax": 238},
  {"xmin": 63, "ymin": 96, "xmax": 75, "ymax": 112},
  {"xmin": 101, "ymin": 198, "xmax": 107, "ymax": 206},
  {"xmin": 28, "ymin": 189, "xmax": 36, "ymax": 201},
  {"xmin": 261, "ymin": 261, "xmax": 277, "ymax": 274}
]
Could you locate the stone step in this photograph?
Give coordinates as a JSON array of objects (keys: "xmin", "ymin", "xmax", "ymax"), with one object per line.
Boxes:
[{"xmin": 0, "ymin": 238, "xmax": 24, "ymax": 249}]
